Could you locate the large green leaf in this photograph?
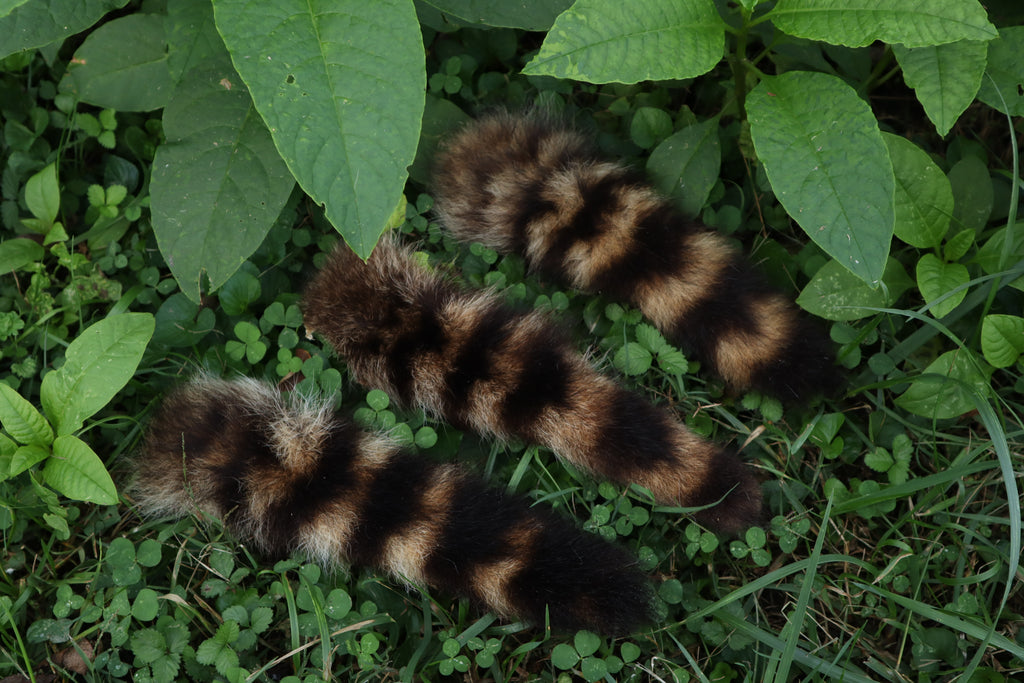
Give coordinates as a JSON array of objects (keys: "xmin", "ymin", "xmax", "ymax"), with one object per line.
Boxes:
[
  {"xmin": 61, "ymin": 13, "xmax": 174, "ymax": 112},
  {"xmin": 166, "ymin": 0, "xmax": 227, "ymax": 83},
  {"xmin": 0, "ymin": 383, "xmax": 53, "ymax": 446},
  {"xmin": 976, "ymin": 27, "xmax": 1024, "ymax": 117},
  {"xmin": 212, "ymin": 0, "xmax": 425, "ymax": 258},
  {"xmin": 981, "ymin": 315, "xmax": 1024, "ymax": 369},
  {"xmin": 883, "ymin": 133, "xmax": 952, "ymax": 249},
  {"xmin": 769, "ymin": 0, "xmax": 997, "ymax": 48},
  {"xmin": 0, "ymin": 238, "xmax": 44, "ymax": 272},
  {"xmin": 646, "ymin": 119, "xmax": 721, "ymax": 218},
  {"xmin": 151, "ymin": 59, "xmax": 295, "ymax": 302},
  {"xmin": 43, "ymin": 435, "xmax": 118, "ymax": 505},
  {"xmin": 895, "ymin": 349, "xmax": 992, "ymax": 420},
  {"xmin": 892, "ymin": 41, "xmax": 986, "ymax": 137},
  {"xmin": 422, "ymin": 0, "xmax": 572, "ymax": 30},
  {"xmin": 40, "ymin": 313, "xmax": 154, "ymax": 436},
  {"xmin": 0, "ymin": 0, "xmax": 129, "ymax": 59},
  {"xmin": 748, "ymin": 72, "xmax": 894, "ymax": 286},
  {"xmin": 521, "ymin": 0, "xmax": 724, "ymax": 84},
  {"xmin": 915, "ymin": 253, "xmax": 968, "ymax": 319}
]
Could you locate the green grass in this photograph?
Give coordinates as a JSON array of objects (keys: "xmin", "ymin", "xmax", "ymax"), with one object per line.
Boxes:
[{"xmin": 2, "ymin": 4, "xmax": 1024, "ymax": 682}]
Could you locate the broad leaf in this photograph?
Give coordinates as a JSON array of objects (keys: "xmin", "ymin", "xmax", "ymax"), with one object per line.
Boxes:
[
  {"xmin": 40, "ymin": 313, "xmax": 154, "ymax": 435},
  {"xmin": 976, "ymin": 27, "xmax": 1024, "ymax": 117},
  {"xmin": 8, "ymin": 444, "xmax": 49, "ymax": 478},
  {"xmin": 151, "ymin": 58, "xmax": 294, "ymax": 302},
  {"xmin": 769, "ymin": 0, "xmax": 997, "ymax": 48},
  {"xmin": 893, "ymin": 41, "xmax": 986, "ymax": 137},
  {"xmin": 522, "ymin": 0, "xmax": 724, "ymax": 84},
  {"xmin": 0, "ymin": 383, "xmax": 53, "ymax": 446},
  {"xmin": 43, "ymin": 435, "xmax": 118, "ymax": 505},
  {"xmin": 981, "ymin": 315, "xmax": 1024, "ymax": 368},
  {"xmin": 422, "ymin": 0, "xmax": 572, "ymax": 30},
  {"xmin": 62, "ymin": 13, "xmax": 174, "ymax": 112},
  {"xmin": 895, "ymin": 349, "xmax": 992, "ymax": 420},
  {"xmin": 213, "ymin": 0, "xmax": 425, "ymax": 258},
  {"xmin": 915, "ymin": 253, "xmax": 968, "ymax": 318},
  {"xmin": 0, "ymin": 238, "xmax": 44, "ymax": 272},
  {"xmin": 797, "ymin": 258, "xmax": 911, "ymax": 321},
  {"xmin": 948, "ymin": 156, "xmax": 992, "ymax": 233},
  {"xmin": 166, "ymin": 0, "xmax": 227, "ymax": 83},
  {"xmin": 0, "ymin": 0, "xmax": 129, "ymax": 60},
  {"xmin": 883, "ymin": 133, "xmax": 952, "ymax": 248},
  {"xmin": 748, "ymin": 72, "xmax": 894, "ymax": 286},
  {"xmin": 24, "ymin": 163, "xmax": 59, "ymax": 224},
  {"xmin": 646, "ymin": 119, "xmax": 721, "ymax": 218}
]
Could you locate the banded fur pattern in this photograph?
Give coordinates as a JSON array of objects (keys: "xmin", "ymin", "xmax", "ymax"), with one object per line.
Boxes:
[
  {"xmin": 301, "ymin": 236, "xmax": 760, "ymax": 532},
  {"xmin": 131, "ymin": 376, "xmax": 654, "ymax": 635},
  {"xmin": 432, "ymin": 112, "xmax": 838, "ymax": 402}
]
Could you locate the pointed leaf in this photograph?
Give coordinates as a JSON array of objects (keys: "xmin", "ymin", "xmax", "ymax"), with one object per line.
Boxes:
[
  {"xmin": 893, "ymin": 41, "xmax": 986, "ymax": 137},
  {"xmin": 62, "ymin": 14, "xmax": 174, "ymax": 112},
  {"xmin": 981, "ymin": 315, "xmax": 1024, "ymax": 368},
  {"xmin": 24, "ymin": 163, "xmax": 59, "ymax": 225},
  {"xmin": 915, "ymin": 253, "xmax": 968, "ymax": 318},
  {"xmin": 883, "ymin": 133, "xmax": 952, "ymax": 248},
  {"xmin": 797, "ymin": 258, "xmax": 911, "ymax": 321},
  {"xmin": 8, "ymin": 444, "xmax": 49, "ymax": 478},
  {"xmin": 0, "ymin": 238, "xmax": 44, "ymax": 273},
  {"xmin": 0, "ymin": 0, "xmax": 130, "ymax": 60},
  {"xmin": 522, "ymin": 0, "xmax": 724, "ymax": 83},
  {"xmin": 151, "ymin": 58, "xmax": 294, "ymax": 302},
  {"xmin": 748, "ymin": 72, "xmax": 894, "ymax": 286},
  {"xmin": 212, "ymin": 0, "xmax": 425, "ymax": 257},
  {"xmin": 0, "ymin": 383, "xmax": 53, "ymax": 446},
  {"xmin": 769, "ymin": 0, "xmax": 997, "ymax": 48},
  {"xmin": 976, "ymin": 27, "xmax": 1024, "ymax": 117},
  {"xmin": 40, "ymin": 313, "xmax": 154, "ymax": 435},
  {"xmin": 421, "ymin": 0, "xmax": 572, "ymax": 30},
  {"xmin": 895, "ymin": 349, "xmax": 991, "ymax": 420},
  {"xmin": 43, "ymin": 435, "xmax": 118, "ymax": 505},
  {"xmin": 646, "ymin": 119, "xmax": 721, "ymax": 218}
]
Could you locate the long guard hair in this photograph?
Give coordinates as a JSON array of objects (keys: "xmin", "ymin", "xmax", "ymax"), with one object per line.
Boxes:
[
  {"xmin": 431, "ymin": 112, "xmax": 838, "ymax": 402},
  {"xmin": 131, "ymin": 375, "xmax": 654, "ymax": 636},
  {"xmin": 301, "ymin": 236, "xmax": 761, "ymax": 533}
]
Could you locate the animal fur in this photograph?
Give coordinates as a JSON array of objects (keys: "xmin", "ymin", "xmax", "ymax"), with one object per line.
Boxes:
[
  {"xmin": 431, "ymin": 112, "xmax": 838, "ymax": 402},
  {"xmin": 301, "ymin": 236, "xmax": 761, "ymax": 533},
  {"xmin": 131, "ymin": 375, "xmax": 654, "ymax": 636}
]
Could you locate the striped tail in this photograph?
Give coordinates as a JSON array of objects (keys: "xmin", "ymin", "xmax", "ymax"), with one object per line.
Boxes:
[
  {"xmin": 301, "ymin": 237, "xmax": 761, "ymax": 532},
  {"xmin": 130, "ymin": 376, "xmax": 654, "ymax": 635},
  {"xmin": 431, "ymin": 112, "xmax": 839, "ymax": 403}
]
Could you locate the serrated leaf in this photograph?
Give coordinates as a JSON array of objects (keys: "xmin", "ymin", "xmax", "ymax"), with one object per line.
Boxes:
[
  {"xmin": 0, "ymin": 0, "xmax": 130, "ymax": 60},
  {"xmin": 213, "ymin": 0, "xmax": 425, "ymax": 258},
  {"xmin": 0, "ymin": 238, "xmax": 44, "ymax": 272},
  {"xmin": 40, "ymin": 313, "xmax": 154, "ymax": 435},
  {"xmin": 915, "ymin": 253, "xmax": 968, "ymax": 318},
  {"xmin": 893, "ymin": 41, "xmax": 986, "ymax": 137},
  {"xmin": 62, "ymin": 14, "xmax": 173, "ymax": 112},
  {"xmin": 895, "ymin": 349, "xmax": 991, "ymax": 419},
  {"xmin": 646, "ymin": 119, "xmax": 721, "ymax": 217},
  {"xmin": 864, "ymin": 447, "xmax": 893, "ymax": 473},
  {"xmin": 613, "ymin": 342, "xmax": 652, "ymax": 376},
  {"xmin": 25, "ymin": 163, "xmax": 59, "ymax": 225},
  {"xmin": 748, "ymin": 72, "xmax": 894, "ymax": 286},
  {"xmin": 634, "ymin": 323, "xmax": 667, "ymax": 353},
  {"xmin": 797, "ymin": 258, "xmax": 910, "ymax": 321},
  {"xmin": 422, "ymin": 0, "xmax": 572, "ymax": 30},
  {"xmin": 522, "ymin": 0, "xmax": 724, "ymax": 84},
  {"xmin": 152, "ymin": 57, "xmax": 294, "ymax": 302},
  {"xmin": 42, "ymin": 435, "xmax": 118, "ymax": 505},
  {"xmin": 981, "ymin": 315, "xmax": 1024, "ymax": 368},
  {"xmin": 769, "ymin": 0, "xmax": 996, "ymax": 48},
  {"xmin": 883, "ymin": 133, "xmax": 952, "ymax": 249},
  {"xmin": 130, "ymin": 629, "xmax": 166, "ymax": 664},
  {"xmin": 0, "ymin": 383, "xmax": 53, "ymax": 446},
  {"xmin": 976, "ymin": 27, "xmax": 1024, "ymax": 116},
  {"xmin": 657, "ymin": 348, "xmax": 689, "ymax": 375}
]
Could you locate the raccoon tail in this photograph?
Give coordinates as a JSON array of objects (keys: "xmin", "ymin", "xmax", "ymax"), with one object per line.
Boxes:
[
  {"xmin": 301, "ymin": 236, "xmax": 761, "ymax": 533},
  {"xmin": 431, "ymin": 111, "xmax": 839, "ymax": 403},
  {"xmin": 130, "ymin": 375, "xmax": 654, "ymax": 636}
]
